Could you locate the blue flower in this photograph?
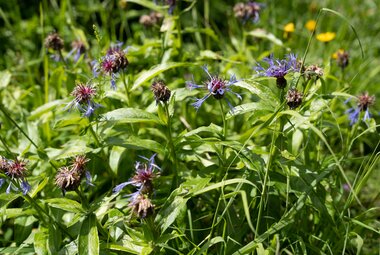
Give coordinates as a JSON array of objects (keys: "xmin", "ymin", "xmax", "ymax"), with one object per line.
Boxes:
[
  {"xmin": 92, "ymin": 42, "xmax": 129, "ymax": 90},
  {"xmin": 186, "ymin": 65, "xmax": 242, "ymax": 111},
  {"xmin": 255, "ymin": 53, "xmax": 299, "ymax": 88},
  {"xmin": 66, "ymin": 40, "xmax": 86, "ymax": 62},
  {"xmin": 113, "ymin": 154, "xmax": 160, "ymax": 194},
  {"xmin": 21, "ymin": 180, "xmax": 31, "ymax": 195},
  {"xmin": 0, "ymin": 157, "xmax": 31, "ymax": 195},
  {"xmin": 66, "ymin": 83, "xmax": 102, "ymax": 117},
  {"xmin": 345, "ymin": 92, "xmax": 375, "ymax": 125}
]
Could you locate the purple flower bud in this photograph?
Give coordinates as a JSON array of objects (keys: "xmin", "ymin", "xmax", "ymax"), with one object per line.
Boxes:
[
  {"xmin": 286, "ymin": 88, "xmax": 303, "ymax": 109},
  {"xmin": 44, "ymin": 32, "xmax": 64, "ymax": 51},
  {"xmin": 233, "ymin": 2, "xmax": 263, "ymax": 23},
  {"xmin": 151, "ymin": 80, "xmax": 171, "ymax": 104}
]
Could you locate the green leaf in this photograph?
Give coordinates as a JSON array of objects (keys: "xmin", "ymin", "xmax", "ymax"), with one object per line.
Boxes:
[
  {"xmin": 155, "ymin": 193, "xmax": 187, "ymax": 233},
  {"xmin": 132, "ymin": 62, "xmax": 188, "ymax": 90},
  {"xmin": 226, "ymin": 102, "xmax": 273, "ymax": 120},
  {"xmin": 46, "ymin": 198, "xmax": 84, "ymax": 213},
  {"xmin": 156, "ymin": 177, "xmax": 211, "ymax": 233},
  {"xmin": 181, "ymin": 123, "xmax": 222, "ymax": 138},
  {"xmin": 30, "ymin": 177, "xmax": 49, "ymax": 198},
  {"xmin": 0, "ymin": 70, "xmax": 12, "ymax": 88},
  {"xmin": 79, "ymin": 213, "xmax": 99, "ymax": 255},
  {"xmin": 28, "ymin": 100, "xmax": 66, "ymax": 121},
  {"xmin": 106, "ymin": 136, "xmax": 167, "ymax": 155},
  {"xmin": 54, "ymin": 116, "xmax": 89, "ymax": 129},
  {"xmin": 234, "ymin": 80, "xmax": 279, "ymax": 107},
  {"xmin": 125, "ymin": 0, "xmax": 166, "ymax": 12},
  {"xmin": 103, "ymin": 108, "xmax": 162, "ymax": 124},
  {"xmin": 247, "ymin": 29, "xmax": 284, "ymax": 46},
  {"xmin": 34, "ymin": 227, "xmax": 49, "ymax": 255},
  {"xmin": 109, "ymin": 146, "xmax": 126, "ymax": 174}
]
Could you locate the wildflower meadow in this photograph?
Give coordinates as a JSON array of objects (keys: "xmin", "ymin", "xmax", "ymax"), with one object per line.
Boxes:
[{"xmin": 1, "ymin": 0, "xmax": 380, "ymax": 254}]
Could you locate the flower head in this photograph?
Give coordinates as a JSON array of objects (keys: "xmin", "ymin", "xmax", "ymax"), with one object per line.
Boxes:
[
  {"xmin": 286, "ymin": 88, "xmax": 303, "ymax": 109},
  {"xmin": 55, "ymin": 166, "xmax": 81, "ymax": 192},
  {"xmin": 129, "ymin": 193, "xmax": 154, "ymax": 218},
  {"xmin": 316, "ymin": 32, "xmax": 336, "ymax": 42},
  {"xmin": 93, "ymin": 42, "xmax": 129, "ymax": 89},
  {"xmin": 151, "ymin": 80, "xmax": 171, "ymax": 104},
  {"xmin": 55, "ymin": 155, "xmax": 93, "ymax": 194},
  {"xmin": 0, "ymin": 157, "xmax": 31, "ymax": 195},
  {"xmin": 186, "ymin": 65, "xmax": 242, "ymax": 111},
  {"xmin": 283, "ymin": 22, "xmax": 295, "ymax": 39},
  {"xmin": 255, "ymin": 53, "xmax": 299, "ymax": 89},
  {"xmin": 66, "ymin": 82, "xmax": 101, "ymax": 117},
  {"xmin": 67, "ymin": 40, "xmax": 86, "ymax": 62},
  {"xmin": 304, "ymin": 64, "xmax": 324, "ymax": 80},
  {"xmin": 346, "ymin": 92, "xmax": 375, "ymax": 125},
  {"xmin": 305, "ymin": 20, "xmax": 316, "ymax": 32},
  {"xmin": 71, "ymin": 155, "xmax": 90, "ymax": 175},
  {"xmin": 6, "ymin": 158, "xmax": 28, "ymax": 179},
  {"xmin": 233, "ymin": 2, "xmax": 262, "ymax": 23},
  {"xmin": 113, "ymin": 154, "xmax": 160, "ymax": 194},
  {"xmin": 139, "ymin": 12, "xmax": 164, "ymax": 27},
  {"xmin": 332, "ymin": 49, "xmax": 349, "ymax": 69},
  {"xmin": 44, "ymin": 32, "xmax": 64, "ymax": 51}
]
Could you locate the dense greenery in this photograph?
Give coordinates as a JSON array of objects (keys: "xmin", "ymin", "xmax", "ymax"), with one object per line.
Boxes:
[{"xmin": 0, "ymin": 0, "xmax": 379, "ymax": 254}]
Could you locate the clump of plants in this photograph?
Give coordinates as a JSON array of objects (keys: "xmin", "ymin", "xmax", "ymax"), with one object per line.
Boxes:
[{"xmin": 0, "ymin": 0, "xmax": 379, "ymax": 254}]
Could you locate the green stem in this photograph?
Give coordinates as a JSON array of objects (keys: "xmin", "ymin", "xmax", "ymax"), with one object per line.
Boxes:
[
  {"xmin": 255, "ymin": 90, "xmax": 286, "ymax": 237},
  {"xmin": 219, "ymin": 100, "xmax": 227, "ymax": 140},
  {"xmin": 121, "ymin": 71, "xmax": 130, "ymax": 106},
  {"xmin": 76, "ymin": 188, "xmax": 89, "ymax": 211},
  {"xmin": 176, "ymin": 10, "xmax": 182, "ymax": 53},
  {"xmin": 204, "ymin": 0, "xmax": 210, "ymax": 49},
  {"xmin": 23, "ymin": 193, "xmax": 74, "ymax": 239},
  {"xmin": 0, "ymin": 104, "xmax": 38, "ymax": 149},
  {"xmin": 88, "ymin": 123, "xmax": 116, "ymax": 179},
  {"xmin": 58, "ymin": 49, "xmax": 68, "ymax": 67},
  {"xmin": 165, "ymin": 103, "xmax": 178, "ymax": 189},
  {"xmin": 0, "ymin": 134, "xmax": 12, "ymax": 154},
  {"xmin": 255, "ymin": 131, "xmax": 276, "ymax": 237}
]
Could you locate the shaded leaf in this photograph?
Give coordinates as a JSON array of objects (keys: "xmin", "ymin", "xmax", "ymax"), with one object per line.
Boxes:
[
  {"xmin": 132, "ymin": 62, "xmax": 188, "ymax": 90},
  {"xmin": 103, "ymin": 108, "xmax": 162, "ymax": 124},
  {"xmin": 79, "ymin": 213, "xmax": 99, "ymax": 255}
]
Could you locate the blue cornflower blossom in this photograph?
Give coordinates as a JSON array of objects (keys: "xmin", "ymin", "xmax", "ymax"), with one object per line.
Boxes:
[
  {"xmin": 186, "ymin": 65, "xmax": 242, "ymax": 111},
  {"xmin": 0, "ymin": 157, "xmax": 31, "ymax": 195},
  {"xmin": 113, "ymin": 154, "xmax": 160, "ymax": 195},
  {"xmin": 255, "ymin": 53, "xmax": 299, "ymax": 88},
  {"xmin": 66, "ymin": 83, "xmax": 102, "ymax": 117},
  {"xmin": 66, "ymin": 40, "xmax": 86, "ymax": 62},
  {"xmin": 345, "ymin": 92, "xmax": 375, "ymax": 125},
  {"xmin": 92, "ymin": 42, "xmax": 129, "ymax": 89}
]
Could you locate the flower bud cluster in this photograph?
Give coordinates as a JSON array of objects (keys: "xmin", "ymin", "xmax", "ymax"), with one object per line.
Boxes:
[{"xmin": 113, "ymin": 154, "xmax": 160, "ymax": 218}]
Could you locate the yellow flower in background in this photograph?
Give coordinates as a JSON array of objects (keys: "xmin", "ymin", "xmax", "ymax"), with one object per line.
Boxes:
[
  {"xmin": 283, "ymin": 22, "xmax": 295, "ymax": 39},
  {"xmin": 305, "ymin": 20, "xmax": 316, "ymax": 32},
  {"xmin": 316, "ymin": 32, "xmax": 336, "ymax": 42}
]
